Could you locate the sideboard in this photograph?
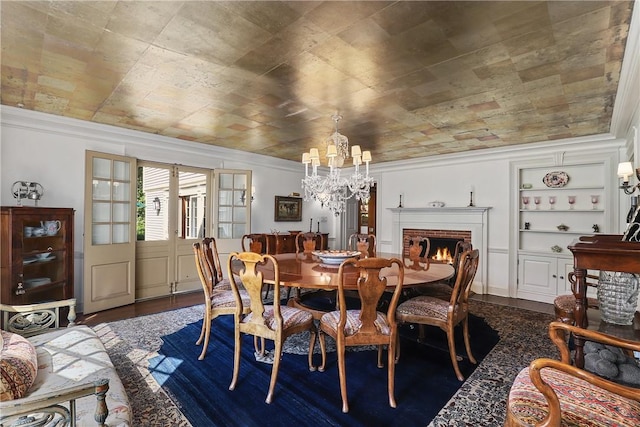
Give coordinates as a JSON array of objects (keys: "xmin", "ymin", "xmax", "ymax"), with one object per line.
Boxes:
[{"xmin": 259, "ymin": 232, "xmax": 329, "ymax": 254}]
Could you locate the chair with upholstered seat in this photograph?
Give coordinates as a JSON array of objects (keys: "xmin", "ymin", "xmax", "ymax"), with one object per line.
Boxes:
[
  {"xmin": 318, "ymin": 256, "xmax": 405, "ymax": 413},
  {"xmin": 296, "ymin": 231, "xmax": 324, "ymax": 254},
  {"xmin": 396, "ymin": 249, "xmax": 480, "ymax": 381},
  {"xmin": 553, "ymin": 272, "xmax": 599, "ymax": 324},
  {"xmin": 193, "ymin": 239, "xmax": 251, "ymax": 361},
  {"xmin": 505, "ymin": 321, "xmax": 640, "ymax": 426},
  {"xmin": 347, "ymin": 233, "xmax": 376, "ymax": 257},
  {"xmin": 227, "ymin": 251, "xmax": 317, "ymax": 404},
  {"xmin": 241, "ymin": 233, "xmax": 269, "ymax": 254},
  {"xmin": 405, "ymin": 236, "xmax": 430, "ymax": 270},
  {"xmin": 418, "ymin": 241, "xmax": 472, "ymax": 300}
]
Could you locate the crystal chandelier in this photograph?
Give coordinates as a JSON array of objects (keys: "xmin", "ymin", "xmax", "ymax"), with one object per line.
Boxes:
[{"xmin": 301, "ymin": 114, "xmax": 374, "ymax": 215}]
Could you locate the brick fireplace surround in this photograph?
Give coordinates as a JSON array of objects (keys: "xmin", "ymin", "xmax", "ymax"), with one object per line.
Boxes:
[{"xmin": 390, "ymin": 207, "xmax": 490, "ymax": 294}]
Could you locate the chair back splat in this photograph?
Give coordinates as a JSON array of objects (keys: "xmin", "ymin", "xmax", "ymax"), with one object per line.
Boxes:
[
  {"xmin": 347, "ymin": 233, "xmax": 377, "ymax": 257},
  {"xmin": 318, "ymin": 256, "xmax": 404, "ymax": 413},
  {"xmin": 227, "ymin": 252, "xmax": 317, "ymax": 404}
]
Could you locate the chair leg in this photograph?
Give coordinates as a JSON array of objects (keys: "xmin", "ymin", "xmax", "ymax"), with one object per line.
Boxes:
[
  {"xmin": 195, "ymin": 307, "xmax": 207, "ymax": 346},
  {"xmin": 462, "ymin": 317, "xmax": 476, "ymax": 365},
  {"xmin": 387, "ymin": 336, "xmax": 397, "ymax": 408},
  {"xmin": 446, "ymin": 325, "xmax": 464, "ymax": 381},
  {"xmin": 198, "ymin": 312, "xmax": 212, "ymax": 361},
  {"xmin": 337, "ymin": 342, "xmax": 349, "ymax": 413},
  {"xmin": 229, "ymin": 327, "xmax": 242, "ymax": 391},
  {"xmin": 395, "ymin": 333, "xmax": 401, "ymax": 363},
  {"xmin": 266, "ymin": 338, "xmax": 283, "ymax": 404},
  {"xmin": 308, "ymin": 327, "xmax": 317, "ymax": 372},
  {"xmin": 377, "ymin": 345, "xmax": 384, "ymax": 368},
  {"xmin": 318, "ymin": 330, "xmax": 326, "ymax": 372}
]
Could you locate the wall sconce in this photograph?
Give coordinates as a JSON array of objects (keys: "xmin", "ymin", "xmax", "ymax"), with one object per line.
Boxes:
[
  {"xmin": 240, "ymin": 186, "xmax": 255, "ymax": 204},
  {"xmin": 153, "ymin": 197, "xmax": 161, "ymax": 215},
  {"xmin": 617, "ymin": 162, "xmax": 640, "ymax": 195}
]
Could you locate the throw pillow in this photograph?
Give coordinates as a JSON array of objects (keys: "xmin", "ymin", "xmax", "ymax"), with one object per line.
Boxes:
[
  {"xmin": 622, "ymin": 205, "xmax": 640, "ymax": 241},
  {"xmin": 0, "ymin": 331, "xmax": 38, "ymax": 401}
]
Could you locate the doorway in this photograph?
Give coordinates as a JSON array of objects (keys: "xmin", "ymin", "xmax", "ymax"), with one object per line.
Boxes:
[{"xmin": 135, "ymin": 162, "xmax": 210, "ymax": 300}]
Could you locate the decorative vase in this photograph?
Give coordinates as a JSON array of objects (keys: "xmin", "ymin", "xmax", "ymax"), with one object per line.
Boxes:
[{"xmin": 597, "ymin": 271, "xmax": 639, "ymax": 325}]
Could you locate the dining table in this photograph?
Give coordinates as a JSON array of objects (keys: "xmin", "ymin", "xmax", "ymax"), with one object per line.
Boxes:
[{"xmin": 230, "ymin": 251, "xmax": 455, "ymax": 291}]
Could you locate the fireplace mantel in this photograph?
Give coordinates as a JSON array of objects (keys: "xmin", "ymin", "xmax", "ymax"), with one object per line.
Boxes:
[{"xmin": 388, "ymin": 206, "xmax": 491, "ymax": 293}]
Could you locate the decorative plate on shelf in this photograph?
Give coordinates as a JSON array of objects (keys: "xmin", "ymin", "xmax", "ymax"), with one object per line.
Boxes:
[
  {"xmin": 542, "ymin": 171, "xmax": 569, "ymax": 188},
  {"xmin": 312, "ymin": 250, "xmax": 360, "ymax": 265}
]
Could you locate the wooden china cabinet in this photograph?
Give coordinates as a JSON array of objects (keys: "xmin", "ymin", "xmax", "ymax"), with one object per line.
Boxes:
[{"xmin": 1, "ymin": 206, "xmax": 74, "ymax": 306}]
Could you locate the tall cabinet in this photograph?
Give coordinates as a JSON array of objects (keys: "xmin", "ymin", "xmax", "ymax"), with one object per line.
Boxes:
[
  {"xmin": 1, "ymin": 206, "xmax": 74, "ymax": 305},
  {"xmin": 513, "ymin": 153, "xmax": 617, "ymax": 304}
]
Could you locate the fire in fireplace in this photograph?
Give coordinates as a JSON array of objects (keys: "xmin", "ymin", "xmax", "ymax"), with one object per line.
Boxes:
[
  {"xmin": 428, "ymin": 238, "xmax": 464, "ymax": 263},
  {"xmin": 403, "ymin": 229, "xmax": 471, "ymax": 264}
]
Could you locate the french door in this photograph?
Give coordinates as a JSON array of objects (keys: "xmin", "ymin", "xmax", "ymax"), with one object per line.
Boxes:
[
  {"xmin": 135, "ymin": 162, "xmax": 210, "ymax": 300},
  {"xmin": 83, "ymin": 151, "xmax": 136, "ymax": 314}
]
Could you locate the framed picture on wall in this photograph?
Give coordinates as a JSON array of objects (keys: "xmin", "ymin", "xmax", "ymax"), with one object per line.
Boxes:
[{"xmin": 275, "ymin": 196, "xmax": 302, "ymax": 221}]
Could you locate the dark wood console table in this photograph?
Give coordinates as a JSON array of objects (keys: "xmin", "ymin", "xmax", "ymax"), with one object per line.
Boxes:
[{"xmin": 567, "ymin": 234, "xmax": 640, "ymax": 368}]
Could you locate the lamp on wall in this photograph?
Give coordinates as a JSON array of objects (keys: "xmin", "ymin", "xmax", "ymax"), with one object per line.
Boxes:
[
  {"xmin": 240, "ymin": 186, "xmax": 255, "ymax": 204},
  {"xmin": 153, "ymin": 197, "xmax": 161, "ymax": 215},
  {"xmin": 618, "ymin": 162, "xmax": 640, "ymax": 195}
]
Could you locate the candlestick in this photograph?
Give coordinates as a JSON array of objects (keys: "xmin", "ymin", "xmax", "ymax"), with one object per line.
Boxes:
[
  {"xmin": 398, "ymin": 194, "xmax": 403, "ymax": 208},
  {"xmin": 317, "ymin": 221, "xmax": 320, "ymax": 233},
  {"xmin": 468, "ymin": 191, "xmax": 474, "ymax": 207},
  {"xmin": 309, "ymin": 218, "xmax": 312, "ymax": 232}
]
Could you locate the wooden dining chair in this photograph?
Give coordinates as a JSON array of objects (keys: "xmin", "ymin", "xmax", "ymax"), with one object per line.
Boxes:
[
  {"xmin": 318, "ymin": 256, "xmax": 405, "ymax": 413},
  {"xmin": 193, "ymin": 239, "xmax": 250, "ymax": 361},
  {"xmin": 241, "ymin": 233, "xmax": 269, "ymax": 254},
  {"xmin": 418, "ymin": 241, "xmax": 472, "ymax": 300},
  {"xmin": 405, "ymin": 236, "xmax": 430, "ymax": 270},
  {"xmin": 295, "ymin": 232, "xmax": 324, "ymax": 255},
  {"xmin": 396, "ymin": 249, "xmax": 480, "ymax": 381},
  {"xmin": 227, "ymin": 251, "xmax": 317, "ymax": 404},
  {"xmin": 347, "ymin": 233, "xmax": 376, "ymax": 257}
]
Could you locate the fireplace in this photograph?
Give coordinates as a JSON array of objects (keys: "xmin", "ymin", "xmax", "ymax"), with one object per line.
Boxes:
[
  {"xmin": 403, "ymin": 229, "xmax": 471, "ymax": 263},
  {"xmin": 390, "ymin": 207, "xmax": 490, "ymax": 293}
]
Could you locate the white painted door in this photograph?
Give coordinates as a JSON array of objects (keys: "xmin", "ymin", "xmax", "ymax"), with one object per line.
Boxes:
[
  {"xmin": 83, "ymin": 151, "xmax": 136, "ymax": 314},
  {"xmin": 341, "ymin": 196, "xmax": 359, "ymax": 250},
  {"xmin": 212, "ymin": 169, "xmax": 252, "ymax": 273}
]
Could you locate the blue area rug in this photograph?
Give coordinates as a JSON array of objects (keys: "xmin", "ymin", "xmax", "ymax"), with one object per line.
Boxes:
[{"xmin": 150, "ymin": 314, "xmax": 498, "ymax": 427}]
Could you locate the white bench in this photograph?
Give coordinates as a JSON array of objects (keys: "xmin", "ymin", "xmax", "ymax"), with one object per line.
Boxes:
[{"xmin": 0, "ymin": 299, "xmax": 131, "ymax": 426}]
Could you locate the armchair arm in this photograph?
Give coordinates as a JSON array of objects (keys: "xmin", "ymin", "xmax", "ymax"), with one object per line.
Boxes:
[
  {"xmin": 0, "ymin": 378, "xmax": 109, "ymax": 426},
  {"xmin": 547, "ymin": 321, "xmax": 640, "ymax": 364},
  {"xmin": 1, "ymin": 299, "xmax": 76, "ymax": 337},
  {"xmin": 528, "ymin": 358, "xmax": 640, "ymax": 427}
]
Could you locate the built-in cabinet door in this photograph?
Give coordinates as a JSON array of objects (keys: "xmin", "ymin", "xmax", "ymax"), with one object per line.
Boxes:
[
  {"xmin": 83, "ymin": 151, "xmax": 136, "ymax": 314},
  {"xmin": 517, "ymin": 254, "xmax": 572, "ymax": 303}
]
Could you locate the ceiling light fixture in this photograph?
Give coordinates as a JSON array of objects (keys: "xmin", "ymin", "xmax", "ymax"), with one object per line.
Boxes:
[{"xmin": 301, "ymin": 114, "xmax": 374, "ymax": 215}]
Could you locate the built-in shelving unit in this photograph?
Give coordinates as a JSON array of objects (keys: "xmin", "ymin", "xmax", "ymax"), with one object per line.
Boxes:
[{"xmin": 512, "ymin": 153, "xmax": 617, "ymax": 304}]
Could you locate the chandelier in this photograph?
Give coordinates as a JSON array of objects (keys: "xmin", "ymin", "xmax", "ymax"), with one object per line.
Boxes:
[{"xmin": 301, "ymin": 114, "xmax": 374, "ymax": 215}]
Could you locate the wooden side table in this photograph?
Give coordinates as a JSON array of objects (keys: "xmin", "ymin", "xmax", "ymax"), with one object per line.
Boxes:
[{"xmin": 568, "ymin": 234, "xmax": 640, "ymax": 368}]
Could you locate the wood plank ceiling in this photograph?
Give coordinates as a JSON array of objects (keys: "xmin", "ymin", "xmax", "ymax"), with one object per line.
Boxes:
[{"xmin": 1, "ymin": 1, "xmax": 635, "ymax": 163}]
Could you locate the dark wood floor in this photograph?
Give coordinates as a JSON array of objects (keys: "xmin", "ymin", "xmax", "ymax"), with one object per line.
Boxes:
[{"xmin": 77, "ymin": 291, "xmax": 554, "ymax": 326}]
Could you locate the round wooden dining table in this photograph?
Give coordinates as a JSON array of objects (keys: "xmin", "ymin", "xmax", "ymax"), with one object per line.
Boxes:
[{"xmin": 230, "ymin": 252, "xmax": 455, "ymax": 290}]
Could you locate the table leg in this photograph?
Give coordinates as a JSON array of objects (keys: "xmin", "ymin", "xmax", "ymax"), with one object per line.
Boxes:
[{"xmin": 572, "ymin": 267, "xmax": 588, "ymax": 368}]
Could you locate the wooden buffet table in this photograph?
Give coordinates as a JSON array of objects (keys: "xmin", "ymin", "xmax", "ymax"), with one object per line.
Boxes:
[{"xmin": 567, "ymin": 234, "xmax": 640, "ymax": 368}]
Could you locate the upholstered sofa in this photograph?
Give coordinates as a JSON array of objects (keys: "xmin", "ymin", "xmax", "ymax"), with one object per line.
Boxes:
[{"xmin": 0, "ymin": 299, "xmax": 131, "ymax": 426}]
